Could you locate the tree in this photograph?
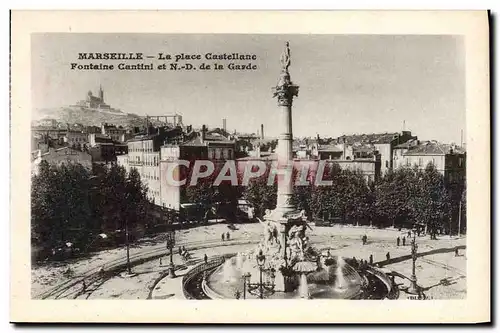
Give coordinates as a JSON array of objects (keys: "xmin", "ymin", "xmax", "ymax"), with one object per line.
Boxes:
[
  {"xmin": 308, "ymin": 162, "xmax": 342, "ymax": 221},
  {"xmin": 374, "ymin": 167, "xmax": 416, "ymax": 228},
  {"xmin": 244, "ymin": 174, "xmax": 277, "ymax": 219},
  {"xmin": 459, "ymin": 185, "xmax": 467, "ymax": 234},
  {"xmin": 31, "ymin": 160, "xmax": 153, "ymax": 261},
  {"xmin": 182, "ymin": 161, "xmax": 240, "ymax": 223},
  {"xmin": 125, "ymin": 167, "xmax": 149, "ymax": 231},
  {"xmin": 31, "ymin": 160, "xmax": 57, "ymax": 247},
  {"xmin": 345, "ymin": 170, "xmax": 374, "ymax": 226},
  {"xmin": 31, "ymin": 160, "xmax": 92, "ymax": 259},
  {"xmin": 411, "ymin": 164, "xmax": 451, "ymax": 239}
]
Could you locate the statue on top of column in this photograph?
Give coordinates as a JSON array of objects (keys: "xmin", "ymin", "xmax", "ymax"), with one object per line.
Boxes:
[
  {"xmin": 273, "ymin": 41, "xmax": 299, "ymax": 107},
  {"xmin": 280, "ymin": 41, "xmax": 291, "ymax": 72}
]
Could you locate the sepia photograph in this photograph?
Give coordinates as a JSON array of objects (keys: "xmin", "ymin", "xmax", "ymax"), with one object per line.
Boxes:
[{"xmin": 10, "ymin": 11, "xmax": 490, "ymax": 323}]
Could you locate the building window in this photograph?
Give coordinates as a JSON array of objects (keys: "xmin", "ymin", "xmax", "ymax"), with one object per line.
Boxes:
[{"xmin": 385, "ymin": 160, "xmax": 389, "ymax": 168}]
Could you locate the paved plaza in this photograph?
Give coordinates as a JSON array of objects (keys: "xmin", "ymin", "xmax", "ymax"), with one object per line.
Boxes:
[{"xmin": 32, "ymin": 223, "xmax": 466, "ymax": 300}]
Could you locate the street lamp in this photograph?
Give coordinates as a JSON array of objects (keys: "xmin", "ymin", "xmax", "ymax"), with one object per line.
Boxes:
[
  {"xmin": 166, "ymin": 228, "xmax": 176, "ymax": 278},
  {"xmin": 124, "ymin": 178, "xmax": 133, "ymax": 275},
  {"xmin": 242, "ymin": 272, "xmax": 250, "ymax": 299},
  {"xmin": 125, "ymin": 219, "xmax": 132, "ymax": 274},
  {"xmin": 243, "ymin": 250, "xmax": 276, "ymax": 299},
  {"xmin": 408, "ymin": 229, "xmax": 419, "ymax": 294}
]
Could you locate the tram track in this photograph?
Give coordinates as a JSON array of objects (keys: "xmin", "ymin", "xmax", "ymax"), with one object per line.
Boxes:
[
  {"xmin": 34, "ymin": 237, "xmax": 262, "ymax": 300},
  {"xmin": 34, "ymin": 233, "xmax": 463, "ymax": 300}
]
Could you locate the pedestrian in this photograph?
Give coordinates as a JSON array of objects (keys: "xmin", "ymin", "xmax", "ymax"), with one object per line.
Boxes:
[
  {"xmin": 455, "ymin": 247, "xmax": 459, "ymax": 257},
  {"xmin": 397, "ymin": 237, "xmax": 400, "ymax": 246},
  {"xmin": 369, "ymin": 254, "xmax": 373, "ymax": 265},
  {"xmin": 221, "ymin": 233, "xmax": 225, "ymax": 241},
  {"xmin": 386, "ymin": 252, "xmax": 390, "ymax": 261},
  {"xmin": 402, "ymin": 236, "xmax": 406, "ymax": 246},
  {"xmin": 226, "ymin": 231, "xmax": 230, "ymax": 241},
  {"xmin": 204, "ymin": 253, "xmax": 208, "ymax": 263},
  {"xmin": 82, "ymin": 280, "xmax": 87, "ymax": 292},
  {"xmin": 408, "ymin": 231, "xmax": 411, "ymax": 238},
  {"xmin": 362, "ymin": 235, "xmax": 367, "ymax": 245},
  {"xmin": 352, "ymin": 257, "xmax": 358, "ymax": 268},
  {"xmin": 178, "ymin": 246, "xmax": 182, "ymax": 255}
]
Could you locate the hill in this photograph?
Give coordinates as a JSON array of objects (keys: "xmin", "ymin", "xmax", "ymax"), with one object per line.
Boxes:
[{"xmin": 32, "ymin": 107, "xmax": 149, "ymax": 128}]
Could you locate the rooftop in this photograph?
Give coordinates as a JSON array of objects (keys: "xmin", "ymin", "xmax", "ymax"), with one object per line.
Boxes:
[
  {"xmin": 318, "ymin": 145, "xmax": 343, "ymax": 152},
  {"xmin": 337, "ymin": 132, "xmax": 400, "ymax": 145},
  {"xmin": 236, "ymin": 152, "xmax": 277, "ymax": 161},
  {"xmin": 181, "ymin": 134, "xmax": 235, "ymax": 147},
  {"xmin": 404, "ymin": 141, "xmax": 466, "ymax": 156}
]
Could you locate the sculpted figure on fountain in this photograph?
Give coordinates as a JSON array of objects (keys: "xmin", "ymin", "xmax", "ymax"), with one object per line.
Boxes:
[
  {"xmin": 257, "ymin": 216, "xmax": 282, "ymax": 257},
  {"xmin": 287, "ymin": 224, "xmax": 309, "ymax": 262}
]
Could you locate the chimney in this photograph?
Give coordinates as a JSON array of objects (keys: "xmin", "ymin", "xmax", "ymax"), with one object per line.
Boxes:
[
  {"xmin": 261, "ymin": 124, "xmax": 264, "ymax": 140},
  {"xmin": 201, "ymin": 125, "xmax": 206, "ymax": 143},
  {"xmin": 223, "ymin": 118, "xmax": 227, "ymax": 133}
]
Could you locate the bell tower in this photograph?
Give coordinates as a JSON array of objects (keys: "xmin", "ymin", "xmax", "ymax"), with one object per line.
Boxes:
[{"xmin": 99, "ymin": 84, "xmax": 104, "ymax": 102}]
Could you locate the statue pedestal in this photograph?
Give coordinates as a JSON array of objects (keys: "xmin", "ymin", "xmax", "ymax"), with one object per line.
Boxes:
[{"xmin": 263, "ymin": 208, "xmax": 307, "ymax": 293}]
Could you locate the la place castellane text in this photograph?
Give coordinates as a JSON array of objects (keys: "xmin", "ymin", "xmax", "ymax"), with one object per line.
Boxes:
[{"xmin": 71, "ymin": 52, "xmax": 259, "ymax": 71}]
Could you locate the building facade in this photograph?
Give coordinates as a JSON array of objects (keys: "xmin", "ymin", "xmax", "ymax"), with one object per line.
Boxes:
[
  {"xmin": 117, "ymin": 124, "xmax": 235, "ymax": 210},
  {"xmin": 31, "ymin": 147, "xmax": 93, "ymax": 175},
  {"xmin": 395, "ymin": 141, "xmax": 466, "ymax": 183},
  {"xmin": 159, "ymin": 126, "xmax": 235, "ymax": 210},
  {"xmin": 101, "ymin": 123, "xmax": 127, "ymax": 142},
  {"xmin": 64, "ymin": 131, "xmax": 88, "ymax": 146},
  {"xmin": 126, "ymin": 134, "xmax": 163, "ymax": 205}
]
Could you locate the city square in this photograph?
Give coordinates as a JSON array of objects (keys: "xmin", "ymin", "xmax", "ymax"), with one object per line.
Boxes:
[
  {"xmin": 32, "ymin": 223, "xmax": 466, "ymax": 300},
  {"xmin": 30, "ymin": 35, "xmax": 467, "ymax": 302}
]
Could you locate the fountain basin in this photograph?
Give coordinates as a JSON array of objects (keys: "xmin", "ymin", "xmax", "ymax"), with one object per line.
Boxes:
[{"xmin": 188, "ymin": 254, "xmax": 393, "ymax": 300}]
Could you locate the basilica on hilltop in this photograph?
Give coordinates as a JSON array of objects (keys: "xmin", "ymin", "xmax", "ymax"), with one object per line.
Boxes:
[{"xmin": 75, "ymin": 85, "xmax": 112, "ymax": 110}]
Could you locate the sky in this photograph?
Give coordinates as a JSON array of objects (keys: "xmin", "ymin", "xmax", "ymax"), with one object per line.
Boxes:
[{"xmin": 32, "ymin": 34, "xmax": 465, "ymax": 144}]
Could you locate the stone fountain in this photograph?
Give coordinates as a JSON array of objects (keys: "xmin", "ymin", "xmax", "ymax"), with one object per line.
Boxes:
[{"xmin": 182, "ymin": 42, "xmax": 396, "ymax": 300}]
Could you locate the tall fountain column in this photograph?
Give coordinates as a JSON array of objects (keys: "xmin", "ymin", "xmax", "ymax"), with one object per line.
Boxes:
[
  {"xmin": 272, "ymin": 42, "xmax": 299, "ymax": 217},
  {"xmin": 269, "ymin": 42, "xmax": 301, "ymax": 292}
]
